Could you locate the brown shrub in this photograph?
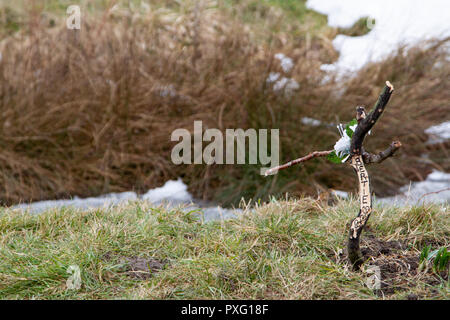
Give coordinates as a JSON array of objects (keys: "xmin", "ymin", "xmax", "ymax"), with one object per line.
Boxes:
[{"xmin": 0, "ymin": 5, "xmax": 448, "ymax": 206}]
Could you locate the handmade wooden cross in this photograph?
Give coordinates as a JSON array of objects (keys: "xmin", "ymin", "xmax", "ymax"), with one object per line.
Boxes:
[{"xmin": 265, "ymin": 81, "xmax": 402, "ymax": 270}]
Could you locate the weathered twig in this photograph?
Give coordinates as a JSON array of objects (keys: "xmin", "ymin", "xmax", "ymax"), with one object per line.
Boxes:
[
  {"xmin": 416, "ymin": 187, "xmax": 450, "ymax": 204},
  {"xmin": 264, "ymin": 150, "xmax": 332, "ymax": 176},
  {"xmin": 351, "ymin": 81, "xmax": 394, "ymax": 155},
  {"xmin": 362, "ymin": 141, "xmax": 402, "ymax": 164}
]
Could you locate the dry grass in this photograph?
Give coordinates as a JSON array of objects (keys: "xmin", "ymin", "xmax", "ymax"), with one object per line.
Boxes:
[{"xmin": 0, "ymin": 1, "xmax": 448, "ymax": 206}]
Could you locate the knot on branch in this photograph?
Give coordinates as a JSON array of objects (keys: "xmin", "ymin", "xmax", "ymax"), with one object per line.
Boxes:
[{"xmin": 356, "ymin": 106, "xmax": 367, "ymax": 122}]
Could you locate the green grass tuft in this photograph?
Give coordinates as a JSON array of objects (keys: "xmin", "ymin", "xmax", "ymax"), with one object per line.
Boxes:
[{"xmin": 0, "ymin": 198, "xmax": 448, "ymax": 299}]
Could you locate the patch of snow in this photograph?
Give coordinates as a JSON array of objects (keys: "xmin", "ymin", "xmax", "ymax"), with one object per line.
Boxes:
[
  {"xmin": 12, "ymin": 191, "xmax": 138, "ymax": 214},
  {"xmin": 319, "ymin": 64, "xmax": 336, "ymax": 73},
  {"xmin": 301, "ymin": 117, "xmax": 321, "ymax": 126},
  {"xmin": 272, "ymin": 77, "xmax": 299, "ymax": 96},
  {"xmin": 158, "ymin": 84, "xmax": 177, "ymax": 98},
  {"xmin": 331, "ymin": 190, "xmax": 349, "ymax": 198},
  {"xmin": 11, "ymin": 178, "xmax": 242, "ymax": 222},
  {"xmin": 195, "ymin": 206, "xmax": 243, "ymax": 222},
  {"xmin": 307, "ymin": 0, "xmax": 450, "ymax": 74},
  {"xmin": 266, "ymin": 72, "xmax": 281, "ymax": 84},
  {"xmin": 378, "ymin": 170, "xmax": 450, "ymax": 205},
  {"xmin": 140, "ymin": 179, "xmax": 242, "ymax": 221},
  {"xmin": 142, "ymin": 178, "xmax": 192, "ymax": 204},
  {"xmin": 266, "ymin": 53, "xmax": 299, "ymax": 98},
  {"xmin": 425, "ymin": 121, "xmax": 450, "ymax": 144},
  {"xmin": 266, "ymin": 72, "xmax": 299, "ymax": 98},
  {"xmin": 274, "ymin": 53, "xmax": 294, "ymax": 73}
]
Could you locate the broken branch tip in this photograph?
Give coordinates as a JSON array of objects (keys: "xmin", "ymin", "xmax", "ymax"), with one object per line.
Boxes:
[{"xmin": 386, "ymin": 81, "xmax": 394, "ymax": 92}]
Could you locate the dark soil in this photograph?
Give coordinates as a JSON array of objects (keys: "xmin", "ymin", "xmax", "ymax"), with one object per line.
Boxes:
[
  {"xmin": 331, "ymin": 233, "xmax": 447, "ymax": 298},
  {"xmin": 121, "ymin": 257, "xmax": 168, "ymax": 280},
  {"xmin": 102, "ymin": 252, "xmax": 168, "ymax": 280},
  {"xmin": 360, "ymin": 234, "xmax": 408, "ymax": 257}
]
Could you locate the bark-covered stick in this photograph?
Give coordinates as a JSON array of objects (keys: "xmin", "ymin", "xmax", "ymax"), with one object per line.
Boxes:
[
  {"xmin": 264, "ymin": 150, "xmax": 332, "ymax": 176},
  {"xmin": 347, "ymin": 81, "xmax": 397, "ymax": 270},
  {"xmin": 263, "ymin": 81, "xmax": 401, "ymax": 271},
  {"xmin": 351, "ymin": 81, "xmax": 394, "ymax": 154},
  {"xmin": 362, "ymin": 141, "xmax": 402, "ymax": 164}
]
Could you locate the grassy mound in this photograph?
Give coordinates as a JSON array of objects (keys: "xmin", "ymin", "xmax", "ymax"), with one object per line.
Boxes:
[{"xmin": 0, "ymin": 198, "xmax": 448, "ymax": 299}]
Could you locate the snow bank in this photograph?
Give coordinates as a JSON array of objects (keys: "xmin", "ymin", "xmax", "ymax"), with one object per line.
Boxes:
[
  {"xmin": 425, "ymin": 121, "xmax": 450, "ymax": 144},
  {"xmin": 307, "ymin": 0, "xmax": 450, "ymax": 73},
  {"xmin": 12, "ymin": 179, "xmax": 241, "ymax": 221},
  {"xmin": 378, "ymin": 170, "xmax": 450, "ymax": 205},
  {"xmin": 12, "ymin": 192, "xmax": 138, "ymax": 214},
  {"xmin": 142, "ymin": 178, "xmax": 192, "ymax": 204},
  {"xmin": 10, "ymin": 172, "xmax": 447, "ymax": 219}
]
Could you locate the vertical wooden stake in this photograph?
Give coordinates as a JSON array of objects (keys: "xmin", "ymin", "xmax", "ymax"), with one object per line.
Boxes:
[{"xmin": 347, "ymin": 155, "xmax": 372, "ymax": 270}]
